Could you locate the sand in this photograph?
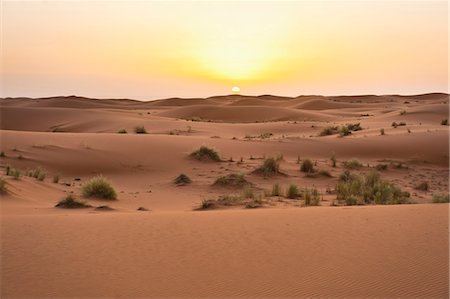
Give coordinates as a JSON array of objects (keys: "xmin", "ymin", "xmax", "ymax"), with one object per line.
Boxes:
[{"xmin": 1, "ymin": 93, "xmax": 449, "ymax": 298}]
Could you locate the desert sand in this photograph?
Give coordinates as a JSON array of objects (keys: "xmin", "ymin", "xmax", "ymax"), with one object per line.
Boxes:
[{"xmin": 1, "ymin": 93, "xmax": 449, "ymax": 298}]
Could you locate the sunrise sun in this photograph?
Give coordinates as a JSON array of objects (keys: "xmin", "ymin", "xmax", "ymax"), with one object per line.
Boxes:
[{"xmin": 231, "ymin": 86, "xmax": 240, "ymax": 94}]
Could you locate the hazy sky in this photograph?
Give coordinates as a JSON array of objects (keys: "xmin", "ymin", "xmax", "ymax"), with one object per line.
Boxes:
[{"xmin": 1, "ymin": 1, "xmax": 448, "ymax": 100}]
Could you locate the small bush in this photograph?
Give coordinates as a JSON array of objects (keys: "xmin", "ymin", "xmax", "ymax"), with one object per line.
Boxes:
[
  {"xmin": 214, "ymin": 173, "xmax": 248, "ymax": 187},
  {"xmin": 286, "ymin": 184, "xmax": 299, "ymax": 199},
  {"xmin": 338, "ymin": 126, "xmax": 351, "ymax": 137},
  {"xmin": 53, "ymin": 175, "xmax": 60, "ymax": 183},
  {"xmin": 380, "ymin": 128, "xmax": 385, "ymax": 135},
  {"xmin": 255, "ymin": 157, "xmax": 281, "ymax": 177},
  {"xmin": 331, "ymin": 154, "xmax": 337, "ymax": 167},
  {"xmin": 303, "ymin": 188, "xmax": 320, "ymax": 206},
  {"xmin": 37, "ymin": 171, "xmax": 46, "ymax": 181},
  {"xmin": 55, "ymin": 194, "xmax": 92, "ymax": 209},
  {"xmin": 441, "ymin": 119, "xmax": 448, "ymax": 126},
  {"xmin": 0, "ymin": 178, "xmax": 6, "ymax": 193},
  {"xmin": 11, "ymin": 168, "xmax": 21, "ymax": 180},
  {"xmin": 343, "ymin": 159, "xmax": 363, "ymax": 169},
  {"xmin": 432, "ymin": 193, "xmax": 449, "ymax": 203},
  {"xmin": 117, "ymin": 129, "xmax": 128, "ymax": 134},
  {"xmin": 300, "ymin": 159, "xmax": 314, "ymax": 173},
  {"xmin": 375, "ymin": 164, "xmax": 388, "ymax": 171},
  {"xmin": 134, "ymin": 126, "xmax": 147, "ymax": 134},
  {"xmin": 243, "ymin": 186, "xmax": 254, "ymax": 199},
  {"xmin": 0, "ymin": 151, "xmax": 5, "ymax": 158},
  {"xmin": 319, "ymin": 126, "xmax": 339, "ymax": 136},
  {"xmin": 174, "ymin": 174, "xmax": 192, "ymax": 185},
  {"xmin": 414, "ymin": 181, "xmax": 429, "ymax": 191},
  {"xmin": 271, "ymin": 183, "xmax": 282, "ymax": 196},
  {"xmin": 82, "ymin": 175, "xmax": 117, "ymax": 200},
  {"xmin": 346, "ymin": 123, "xmax": 362, "ymax": 131},
  {"xmin": 190, "ymin": 146, "xmax": 221, "ymax": 162}
]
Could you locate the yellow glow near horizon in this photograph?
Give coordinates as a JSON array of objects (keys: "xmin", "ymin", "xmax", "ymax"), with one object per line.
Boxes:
[
  {"xmin": 1, "ymin": 1, "xmax": 448, "ymax": 99},
  {"xmin": 232, "ymin": 86, "xmax": 240, "ymax": 94}
]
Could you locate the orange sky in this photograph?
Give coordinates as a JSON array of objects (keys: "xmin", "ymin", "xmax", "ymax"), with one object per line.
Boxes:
[{"xmin": 1, "ymin": 1, "xmax": 448, "ymax": 99}]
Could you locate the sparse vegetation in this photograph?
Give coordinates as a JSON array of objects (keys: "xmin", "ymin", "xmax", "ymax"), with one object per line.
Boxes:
[
  {"xmin": 441, "ymin": 119, "xmax": 448, "ymax": 126},
  {"xmin": 392, "ymin": 122, "xmax": 406, "ymax": 128},
  {"xmin": 331, "ymin": 154, "xmax": 337, "ymax": 167},
  {"xmin": 286, "ymin": 184, "xmax": 299, "ymax": 199},
  {"xmin": 414, "ymin": 181, "xmax": 429, "ymax": 191},
  {"xmin": 197, "ymin": 194, "xmax": 261, "ymax": 210},
  {"xmin": 303, "ymin": 188, "xmax": 320, "ymax": 206},
  {"xmin": 375, "ymin": 164, "xmax": 388, "ymax": 171},
  {"xmin": 320, "ymin": 123, "xmax": 362, "ymax": 137},
  {"xmin": 0, "ymin": 178, "xmax": 7, "ymax": 193},
  {"xmin": 117, "ymin": 129, "xmax": 128, "ymax": 134},
  {"xmin": 10, "ymin": 168, "xmax": 21, "ymax": 180},
  {"xmin": 0, "ymin": 151, "xmax": 5, "ymax": 157},
  {"xmin": 346, "ymin": 123, "xmax": 362, "ymax": 131},
  {"xmin": 432, "ymin": 193, "xmax": 449, "ymax": 203},
  {"xmin": 300, "ymin": 159, "xmax": 314, "ymax": 173},
  {"xmin": 254, "ymin": 157, "xmax": 282, "ymax": 177},
  {"xmin": 190, "ymin": 146, "xmax": 221, "ymax": 162},
  {"xmin": 53, "ymin": 175, "xmax": 60, "ymax": 183},
  {"xmin": 399, "ymin": 110, "xmax": 407, "ymax": 115},
  {"xmin": 214, "ymin": 173, "xmax": 249, "ymax": 187},
  {"xmin": 380, "ymin": 128, "xmax": 385, "ymax": 135},
  {"xmin": 55, "ymin": 194, "xmax": 92, "ymax": 209},
  {"xmin": 243, "ymin": 186, "xmax": 254, "ymax": 199},
  {"xmin": 271, "ymin": 183, "xmax": 282, "ymax": 196},
  {"xmin": 319, "ymin": 126, "xmax": 339, "ymax": 136},
  {"xmin": 134, "ymin": 126, "xmax": 147, "ymax": 134},
  {"xmin": 338, "ymin": 126, "xmax": 351, "ymax": 137},
  {"xmin": 174, "ymin": 174, "xmax": 192, "ymax": 186},
  {"xmin": 82, "ymin": 175, "xmax": 117, "ymax": 200},
  {"xmin": 343, "ymin": 159, "xmax": 363, "ymax": 170}
]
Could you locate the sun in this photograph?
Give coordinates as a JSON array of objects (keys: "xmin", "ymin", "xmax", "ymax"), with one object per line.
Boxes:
[{"xmin": 231, "ymin": 86, "xmax": 240, "ymax": 94}]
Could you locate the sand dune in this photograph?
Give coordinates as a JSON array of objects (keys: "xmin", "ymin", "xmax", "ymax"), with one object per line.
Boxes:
[{"xmin": 1, "ymin": 93, "xmax": 448, "ymax": 298}]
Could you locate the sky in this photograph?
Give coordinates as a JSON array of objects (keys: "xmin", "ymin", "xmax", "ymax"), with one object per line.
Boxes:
[{"xmin": 1, "ymin": 1, "xmax": 448, "ymax": 100}]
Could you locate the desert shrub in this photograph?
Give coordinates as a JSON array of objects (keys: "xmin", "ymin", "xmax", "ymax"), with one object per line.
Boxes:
[
  {"xmin": 338, "ymin": 126, "xmax": 351, "ymax": 137},
  {"xmin": 414, "ymin": 181, "xmax": 429, "ymax": 191},
  {"xmin": 300, "ymin": 159, "xmax": 314, "ymax": 173},
  {"xmin": 190, "ymin": 146, "xmax": 221, "ymax": 162},
  {"xmin": 245, "ymin": 198, "xmax": 263, "ymax": 209},
  {"xmin": 392, "ymin": 122, "xmax": 406, "ymax": 128},
  {"xmin": 319, "ymin": 126, "xmax": 339, "ymax": 136},
  {"xmin": 303, "ymin": 188, "xmax": 320, "ymax": 206},
  {"xmin": 331, "ymin": 154, "xmax": 337, "ymax": 167},
  {"xmin": 375, "ymin": 164, "xmax": 388, "ymax": 171},
  {"xmin": 174, "ymin": 174, "xmax": 192, "ymax": 185},
  {"xmin": 0, "ymin": 151, "xmax": 5, "ymax": 157},
  {"xmin": 441, "ymin": 119, "xmax": 448, "ymax": 126},
  {"xmin": 55, "ymin": 194, "xmax": 92, "ymax": 209},
  {"xmin": 28, "ymin": 167, "xmax": 44, "ymax": 179},
  {"xmin": 117, "ymin": 129, "xmax": 128, "ymax": 134},
  {"xmin": 53, "ymin": 175, "xmax": 60, "ymax": 183},
  {"xmin": 95, "ymin": 205, "xmax": 115, "ymax": 211},
  {"xmin": 214, "ymin": 173, "xmax": 248, "ymax": 187},
  {"xmin": 343, "ymin": 159, "xmax": 363, "ymax": 170},
  {"xmin": 286, "ymin": 184, "xmax": 299, "ymax": 199},
  {"xmin": 37, "ymin": 171, "xmax": 46, "ymax": 181},
  {"xmin": 0, "ymin": 178, "xmax": 6, "ymax": 193},
  {"xmin": 82, "ymin": 175, "xmax": 117, "ymax": 200},
  {"xmin": 134, "ymin": 126, "xmax": 147, "ymax": 134},
  {"xmin": 5, "ymin": 165, "xmax": 11, "ymax": 176},
  {"xmin": 197, "ymin": 194, "xmax": 245, "ymax": 210},
  {"xmin": 255, "ymin": 157, "xmax": 281, "ymax": 176},
  {"xmin": 432, "ymin": 193, "xmax": 449, "ymax": 203},
  {"xmin": 339, "ymin": 170, "xmax": 358, "ymax": 182},
  {"xmin": 346, "ymin": 123, "xmax": 362, "ymax": 131},
  {"xmin": 380, "ymin": 128, "xmax": 385, "ymax": 135},
  {"xmin": 271, "ymin": 183, "xmax": 282, "ymax": 196},
  {"xmin": 10, "ymin": 168, "xmax": 21, "ymax": 180},
  {"xmin": 243, "ymin": 186, "xmax": 254, "ymax": 199},
  {"xmin": 400, "ymin": 110, "xmax": 407, "ymax": 115}
]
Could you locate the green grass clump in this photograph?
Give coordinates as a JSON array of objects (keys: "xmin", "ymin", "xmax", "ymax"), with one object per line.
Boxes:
[
  {"xmin": 117, "ymin": 129, "xmax": 128, "ymax": 134},
  {"xmin": 343, "ymin": 159, "xmax": 363, "ymax": 170},
  {"xmin": 271, "ymin": 183, "xmax": 282, "ymax": 196},
  {"xmin": 81, "ymin": 175, "xmax": 117, "ymax": 200},
  {"xmin": 0, "ymin": 178, "xmax": 7, "ymax": 193},
  {"xmin": 441, "ymin": 119, "xmax": 448, "ymax": 126},
  {"xmin": 255, "ymin": 157, "xmax": 281, "ymax": 177},
  {"xmin": 214, "ymin": 173, "xmax": 248, "ymax": 187},
  {"xmin": 432, "ymin": 193, "xmax": 449, "ymax": 203},
  {"xmin": 303, "ymin": 188, "xmax": 320, "ymax": 206},
  {"xmin": 134, "ymin": 126, "xmax": 147, "ymax": 134},
  {"xmin": 55, "ymin": 194, "xmax": 92, "ymax": 209},
  {"xmin": 336, "ymin": 170, "xmax": 410, "ymax": 205},
  {"xmin": 286, "ymin": 184, "xmax": 299, "ymax": 199},
  {"xmin": 300, "ymin": 159, "xmax": 314, "ymax": 173},
  {"xmin": 414, "ymin": 181, "xmax": 429, "ymax": 191},
  {"xmin": 174, "ymin": 174, "xmax": 192, "ymax": 185},
  {"xmin": 190, "ymin": 146, "xmax": 221, "ymax": 162}
]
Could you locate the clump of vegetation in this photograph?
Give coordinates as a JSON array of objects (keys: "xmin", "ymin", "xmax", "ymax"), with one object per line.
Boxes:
[
  {"xmin": 414, "ymin": 181, "xmax": 429, "ymax": 191},
  {"xmin": 10, "ymin": 168, "xmax": 21, "ymax": 180},
  {"xmin": 441, "ymin": 119, "xmax": 448, "ymax": 126},
  {"xmin": 345, "ymin": 123, "xmax": 363, "ymax": 131},
  {"xmin": 320, "ymin": 123, "xmax": 362, "ymax": 137},
  {"xmin": 319, "ymin": 126, "xmax": 339, "ymax": 136},
  {"xmin": 300, "ymin": 159, "xmax": 314, "ymax": 173},
  {"xmin": 399, "ymin": 110, "xmax": 407, "ymax": 115},
  {"xmin": 375, "ymin": 164, "xmax": 388, "ymax": 171},
  {"xmin": 197, "ymin": 194, "xmax": 246, "ymax": 210},
  {"xmin": 331, "ymin": 154, "xmax": 337, "ymax": 167},
  {"xmin": 174, "ymin": 174, "xmax": 192, "ymax": 186},
  {"xmin": 37, "ymin": 172, "xmax": 46, "ymax": 181},
  {"xmin": 53, "ymin": 175, "xmax": 60, "ymax": 184},
  {"xmin": 336, "ymin": 170, "xmax": 410, "ymax": 205},
  {"xmin": 243, "ymin": 186, "xmax": 254, "ymax": 199},
  {"xmin": 0, "ymin": 151, "xmax": 5, "ymax": 158},
  {"xmin": 137, "ymin": 207, "xmax": 149, "ymax": 211},
  {"xmin": 134, "ymin": 126, "xmax": 147, "ymax": 134},
  {"xmin": 303, "ymin": 188, "xmax": 320, "ymax": 206},
  {"xmin": 380, "ymin": 128, "xmax": 385, "ymax": 135},
  {"xmin": 55, "ymin": 194, "xmax": 92, "ymax": 209},
  {"xmin": 343, "ymin": 159, "xmax": 363, "ymax": 170},
  {"xmin": 271, "ymin": 183, "xmax": 282, "ymax": 196},
  {"xmin": 286, "ymin": 184, "xmax": 299, "ymax": 199},
  {"xmin": 95, "ymin": 205, "xmax": 115, "ymax": 211},
  {"xmin": 254, "ymin": 157, "xmax": 282, "ymax": 177},
  {"xmin": 432, "ymin": 193, "xmax": 449, "ymax": 203},
  {"xmin": 0, "ymin": 178, "xmax": 7, "ymax": 193},
  {"xmin": 392, "ymin": 122, "xmax": 406, "ymax": 128},
  {"xmin": 214, "ymin": 173, "xmax": 249, "ymax": 187},
  {"xmin": 27, "ymin": 167, "xmax": 45, "ymax": 180},
  {"xmin": 190, "ymin": 146, "xmax": 221, "ymax": 162},
  {"xmin": 338, "ymin": 126, "xmax": 351, "ymax": 137},
  {"xmin": 82, "ymin": 175, "xmax": 117, "ymax": 200},
  {"xmin": 117, "ymin": 129, "xmax": 128, "ymax": 134}
]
